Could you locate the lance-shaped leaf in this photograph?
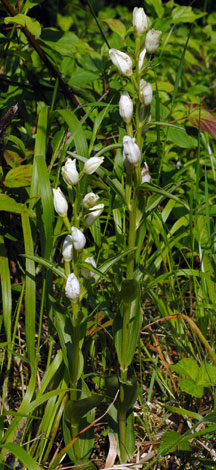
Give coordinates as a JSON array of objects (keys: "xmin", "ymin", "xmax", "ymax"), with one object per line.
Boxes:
[{"xmin": 113, "ymin": 296, "xmax": 142, "ymax": 370}]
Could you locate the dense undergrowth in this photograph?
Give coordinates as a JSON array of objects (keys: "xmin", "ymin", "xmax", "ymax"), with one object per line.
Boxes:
[{"xmin": 0, "ymin": 0, "xmax": 216, "ymax": 469}]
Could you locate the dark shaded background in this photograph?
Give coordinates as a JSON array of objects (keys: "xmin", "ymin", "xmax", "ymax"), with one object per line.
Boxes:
[{"xmin": 27, "ymin": 0, "xmax": 216, "ymax": 27}]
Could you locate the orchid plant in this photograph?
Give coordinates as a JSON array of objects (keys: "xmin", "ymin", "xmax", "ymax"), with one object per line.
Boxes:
[{"xmin": 52, "ymin": 5, "xmax": 161, "ymax": 465}]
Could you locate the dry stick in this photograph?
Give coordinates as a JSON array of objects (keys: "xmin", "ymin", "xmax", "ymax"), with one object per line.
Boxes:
[
  {"xmin": 141, "ymin": 314, "xmax": 216, "ymax": 366},
  {"xmin": 49, "ymin": 390, "xmax": 120, "ymax": 469},
  {"xmin": 1, "ymin": 0, "xmax": 86, "ymax": 114}
]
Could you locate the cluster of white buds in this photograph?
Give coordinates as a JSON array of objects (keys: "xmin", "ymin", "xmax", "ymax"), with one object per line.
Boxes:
[{"xmin": 109, "ymin": 7, "xmax": 161, "ymax": 77}]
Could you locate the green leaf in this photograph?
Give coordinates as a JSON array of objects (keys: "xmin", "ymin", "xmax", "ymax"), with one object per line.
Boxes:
[
  {"xmin": 0, "ymin": 194, "xmax": 23, "ymax": 215},
  {"xmin": 167, "ymin": 126, "xmax": 196, "ymax": 148},
  {"xmin": 144, "ymin": 0, "xmax": 164, "ymax": 17},
  {"xmin": 113, "ymin": 296, "xmax": 142, "ymax": 369},
  {"xmin": 4, "ymin": 164, "xmax": 33, "ymax": 188},
  {"xmin": 179, "ymin": 378, "xmax": 204, "ymax": 398},
  {"xmin": 140, "ymin": 183, "xmax": 189, "ymax": 211},
  {"xmin": 160, "ymin": 431, "xmax": 190, "ymax": 456},
  {"xmin": 101, "ymin": 18, "xmax": 126, "ymax": 37},
  {"xmin": 21, "ymin": 210, "xmax": 36, "ymax": 367},
  {"xmin": 172, "ymin": 6, "xmax": 206, "ymax": 24},
  {"xmin": 58, "ymin": 109, "xmax": 88, "ymax": 158},
  {"xmin": 21, "ymin": 254, "xmax": 67, "ymax": 280},
  {"xmin": 170, "ymin": 358, "xmax": 199, "ymax": 381},
  {"xmin": 4, "ymin": 14, "xmax": 41, "ymax": 37},
  {"xmin": 0, "ymin": 443, "xmax": 41, "ymax": 470},
  {"xmin": 64, "ymin": 395, "xmax": 101, "ymax": 426},
  {"xmin": 34, "ymin": 106, "xmax": 54, "ymax": 259},
  {"xmin": 63, "ymin": 380, "xmax": 95, "ymax": 462},
  {"xmin": 0, "ymin": 236, "xmax": 11, "ymax": 345},
  {"xmin": 68, "ymin": 71, "xmax": 100, "ymax": 88}
]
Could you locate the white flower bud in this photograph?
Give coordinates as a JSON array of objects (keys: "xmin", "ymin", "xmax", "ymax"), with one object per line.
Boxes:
[
  {"xmin": 133, "ymin": 7, "xmax": 148, "ymax": 35},
  {"xmin": 61, "ymin": 158, "xmax": 79, "ymax": 186},
  {"xmin": 81, "ymin": 257, "xmax": 96, "ymax": 280},
  {"xmin": 71, "ymin": 226, "xmax": 86, "ymax": 251},
  {"xmin": 119, "ymin": 92, "xmax": 133, "ymax": 124},
  {"xmin": 53, "ymin": 187, "xmax": 68, "ymax": 217},
  {"xmin": 62, "ymin": 234, "xmax": 73, "ymax": 262},
  {"xmin": 139, "ymin": 48, "xmax": 146, "ymax": 71},
  {"xmin": 139, "ymin": 80, "xmax": 153, "ymax": 106},
  {"xmin": 65, "ymin": 273, "xmax": 80, "ymax": 303},
  {"xmin": 83, "ymin": 192, "xmax": 100, "ymax": 209},
  {"xmin": 84, "ymin": 204, "xmax": 104, "ymax": 226},
  {"xmin": 84, "ymin": 157, "xmax": 104, "ymax": 175},
  {"xmin": 145, "ymin": 29, "xmax": 162, "ymax": 54},
  {"xmin": 141, "ymin": 163, "xmax": 151, "ymax": 183},
  {"xmin": 123, "ymin": 136, "xmax": 141, "ymax": 167},
  {"xmin": 109, "ymin": 49, "xmax": 133, "ymax": 77}
]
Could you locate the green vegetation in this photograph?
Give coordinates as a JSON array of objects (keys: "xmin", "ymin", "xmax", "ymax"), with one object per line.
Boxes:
[{"xmin": 0, "ymin": 0, "xmax": 216, "ymax": 468}]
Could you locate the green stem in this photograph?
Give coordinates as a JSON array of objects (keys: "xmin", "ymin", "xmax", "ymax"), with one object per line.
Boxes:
[
  {"xmin": 126, "ymin": 122, "xmax": 133, "ymax": 138},
  {"xmin": 119, "ymin": 408, "xmax": 128, "ymax": 463},
  {"xmin": 63, "ymin": 215, "xmax": 72, "ymax": 233},
  {"xmin": 126, "ymin": 196, "xmax": 137, "ymax": 279}
]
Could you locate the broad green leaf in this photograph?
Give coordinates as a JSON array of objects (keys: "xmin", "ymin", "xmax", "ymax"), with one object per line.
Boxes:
[
  {"xmin": 4, "ymin": 164, "xmax": 32, "ymax": 188},
  {"xmin": 172, "ymin": 6, "xmax": 206, "ymax": 24},
  {"xmin": 64, "ymin": 395, "xmax": 101, "ymax": 425},
  {"xmin": 160, "ymin": 431, "xmax": 190, "ymax": 456},
  {"xmin": 4, "ymin": 14, "xmax": 41, "ymax": 37},
  {"xmin": 0, "ymin": 194, "xmax": 24, "ymax": 215},
  {"xmin": 170, "ymin": 358, "xmax": 199, "ymax": 381},
  {"xmin": 101, "ymin": 18, "xmax": 126, "ymax": 37},
  {"xmin": 68, "ymin": 71, "xmax": 100, "ymax": 88},
  {"xmin": 167, "ymin": 126, "xmax": 196, "ymax": 148},
  {"xmin": 63, "ymin": 380, "xmax": 95, "ymax": 462},
  {"xmin": 179, "ymin": 378, "xmax": 203, "ymax": 398},
  {"xmin": 152, "ymin": 81, "xmax": 174, "ymax": 93},
  {"xmin": 41, "ymin": 29, "xmax": 95, "ymax": 57},
  {"xmin": 57, "ymin": 13, "xmax": 73, "ymax": 32}
]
